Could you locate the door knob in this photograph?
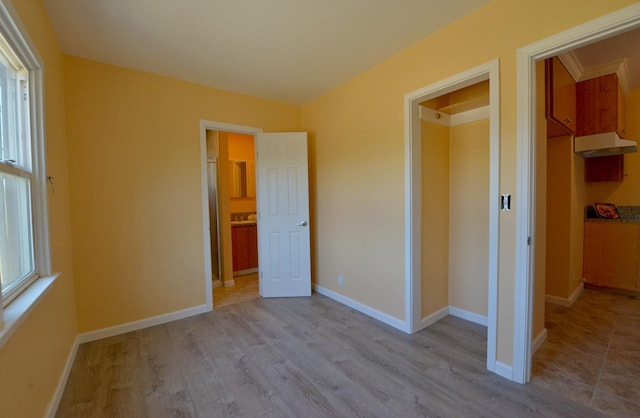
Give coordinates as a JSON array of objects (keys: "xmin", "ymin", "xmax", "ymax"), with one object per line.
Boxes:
[{"xmin": 297, "ymin": 221, "xmax": 308, "ymax": 227}]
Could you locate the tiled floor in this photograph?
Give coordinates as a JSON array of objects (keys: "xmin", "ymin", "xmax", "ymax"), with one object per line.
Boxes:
[
  {"xmin": 212, "ymin": 272, "xmax": 259, "ymax": 308},
  {"xmin": 531, "ymin": 287, "xmax": 640, "ymax": 417}
]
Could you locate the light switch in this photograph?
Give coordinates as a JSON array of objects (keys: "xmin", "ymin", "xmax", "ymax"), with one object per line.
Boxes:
[{"xmin": 501, "ymin": 194, "xmax": 511, "ymax": 211}]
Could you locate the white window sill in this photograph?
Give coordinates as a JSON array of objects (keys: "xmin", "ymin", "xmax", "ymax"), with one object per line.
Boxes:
[{"xmin": 0, "ymin": 273, "xmax": 60, "ymax": 349}]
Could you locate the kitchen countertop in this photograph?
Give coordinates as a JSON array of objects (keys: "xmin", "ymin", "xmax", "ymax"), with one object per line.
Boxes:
[{"xmin": 585, "ymin": 205, "xmax": 640, "ymax": 222}]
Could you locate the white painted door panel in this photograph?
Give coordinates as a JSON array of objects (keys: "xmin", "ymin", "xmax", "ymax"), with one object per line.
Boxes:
[{"xmin": 257, "ymin": 132, "xmax": 311, "ymax": 297}]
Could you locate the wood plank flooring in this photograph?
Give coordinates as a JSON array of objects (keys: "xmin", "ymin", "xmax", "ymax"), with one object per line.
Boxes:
[{"xmin": 56, "ymin": 294, "xmax": 604, "ymax": 417}]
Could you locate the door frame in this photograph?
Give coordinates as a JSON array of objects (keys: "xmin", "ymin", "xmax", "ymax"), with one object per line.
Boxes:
[
  {"xmin": 199, "ymin": 120, "xmax": 263, "ymax": 310},
  {"xmin": 513, "ymin": 4, "xmax": 640, "ymax": 383},
  {"xmin": 404, "ymin": 59, "xmax": 500, "ymax": 374}
]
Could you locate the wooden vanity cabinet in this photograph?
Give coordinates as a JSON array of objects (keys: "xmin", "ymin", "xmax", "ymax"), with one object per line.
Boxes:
[
  {"xmin": 583, "ymin": 221, "xmax": 639, "ymax": 291},
  {"xmin": 545, "ymin": 57, "xmax": 576, "ymax": 137},
  {"xmin": 232, "ymin": 225, "xmax": 258, "ymax": 272}
]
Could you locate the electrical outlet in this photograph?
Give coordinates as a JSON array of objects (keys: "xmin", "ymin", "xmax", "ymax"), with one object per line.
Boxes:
[{"xmin": 338, "ymin": 275, "xmax": 344, "ymax": 286}]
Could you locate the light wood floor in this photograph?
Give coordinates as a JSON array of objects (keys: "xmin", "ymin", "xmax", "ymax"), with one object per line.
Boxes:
[
  {"xmin": 212, "ymin": 273, "xmax": 259, "ymax": 308},
  {"xmin": 531, "ymin": 288, "xmax": 640, "ymax": 417},
  {"xmin": 55, "ymin": 293, "xmax": 604, "ymax": 417}
]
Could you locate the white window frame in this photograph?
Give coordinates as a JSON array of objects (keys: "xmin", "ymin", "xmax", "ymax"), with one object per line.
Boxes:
[{"xmin": 0, "ymin": 0, "xmax": 56, "ymax": 348}]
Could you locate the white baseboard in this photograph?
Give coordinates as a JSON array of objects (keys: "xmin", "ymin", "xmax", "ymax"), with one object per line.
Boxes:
[
  {"xmin": 44, "ymin": 336, "xmax": 80, "ymax": 418},
  {"xmin": 493, "ymin": 361, "xmax": 514, "ymax": 381},
  {"xmin": 415, "ymin": 305, "xmax": 488, "ymax": 333},
  {"xmin": 449, "ymin": 306, "xmax": 488, "ymax": 326},
  {"xmin": 418, "ymin": 306, "xmax": 449, "ymax": 331},
  {"xmin": 531, "ymin": 328, "xmax": 547, "ymax": 354},
  {"xmin": 545, "ymin": 282, "xmax": 584, "ymax": 307},
  {"xmin": 77, "ymin": 304, "xmax": 210, "ymax": 344},
  {"xmin": 313, "ymin": 285, "xmax": 409, "ymax": 332},
  {"xmin": 223, "ymin": 279, "xmax": 235, "ymax": 287}
]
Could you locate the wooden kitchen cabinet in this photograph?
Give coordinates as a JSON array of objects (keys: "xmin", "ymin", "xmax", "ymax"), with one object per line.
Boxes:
[
  {"xmin": 232, "ymin": 225, "xmax": 258, "ymax": 272},
  {"xmin": 545, "ymin": 56, "xmax": 576, "ymax": 137},
  {"xmin": 584, "ymin": 155, "xmax": 624, "ymax": 182},
  {"xmin": 583, "ymin": 221, "xmax": 639, "ymax": 291},
  {"xmin": 577, "ymin": 73, "xmax": 626, "ymax": 182},
  {"xmin": 576, "ymin": 73, "xmax": 625, "ymax": 137}
]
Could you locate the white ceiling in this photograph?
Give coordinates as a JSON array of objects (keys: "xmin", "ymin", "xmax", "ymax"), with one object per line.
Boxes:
[{"xmin": 41, "ymin": 0, "xmax": 493, "ymax": 105}]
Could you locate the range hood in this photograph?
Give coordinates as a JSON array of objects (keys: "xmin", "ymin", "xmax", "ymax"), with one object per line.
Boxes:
[{"xmin": 574, "ymin": 132, "xmax": 638, "ymax": 158}]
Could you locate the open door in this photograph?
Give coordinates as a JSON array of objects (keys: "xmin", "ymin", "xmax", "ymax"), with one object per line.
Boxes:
[{"xmin": 256, "ymin": 132, "xmax": 311, "ymax": 297}]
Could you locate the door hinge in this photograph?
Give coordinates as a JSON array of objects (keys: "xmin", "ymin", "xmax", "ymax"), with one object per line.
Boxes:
[{"xmin": 527, "ymin": 236, "xmax": 532, "ymax": 246}]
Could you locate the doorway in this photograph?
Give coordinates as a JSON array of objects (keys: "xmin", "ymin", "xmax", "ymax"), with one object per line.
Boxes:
[
  {"xmin": 199, "ymin": 121, "xmax": 263, "ymax": 310},
  {"xmin": 404, "ymin": 60, "xmax": 501, "ymax": 376},
  {"xmin": 514, "ymin": 4, "xmax": 640, "ymax": 384}
]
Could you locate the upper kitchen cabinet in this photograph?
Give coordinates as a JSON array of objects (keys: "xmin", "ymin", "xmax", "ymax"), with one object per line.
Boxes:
[
  {"xmin": 545, "ymin": 56, "xmax": 576, "ymax": 137},
  {"xmin": 577, "ymin": 73, "xmax": 627, "ymax": 182},
  {"xmin": 576, "ymin": 73, "xmax": 625, "ymax": 137}
]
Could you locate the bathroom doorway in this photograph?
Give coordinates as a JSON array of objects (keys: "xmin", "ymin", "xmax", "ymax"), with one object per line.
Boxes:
[{"xmin": 204, "ymin": 127, "xmax": 260, "ymax": 308}]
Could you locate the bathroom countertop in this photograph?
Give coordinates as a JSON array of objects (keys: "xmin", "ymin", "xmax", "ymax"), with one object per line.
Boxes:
[{"xmin": 231, "ymin": 220, "xmax": 257, "ymax": 226}]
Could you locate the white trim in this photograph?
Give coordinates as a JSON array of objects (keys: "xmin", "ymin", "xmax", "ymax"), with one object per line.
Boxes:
[
  {"xmin": 449, "ymin": 306, "xmax": 488, "ymax": 327},
  {"xmin": 556, "ymin": 52, "xmax": 582, "ymax": 82},
  {"xmin": 223, "ymin": 279, "xmax": 236, "ymax": 287},
  {"xmin": 419, "ymin": 106, "xmax": 451, "ymax": 126},
  {"xmin": 0, "ymin": 0, "xmax": 50, "ymax": 326},
  {"xmin": 0, "ymin": 274, "xmax": 58, "ymax": 349},
  {"xmin": 559, "ymin": 51, "xmax": 631, "ymax": 96},
  {"xmin": 545, "ymin": 282, "xmax": 584, "ymax": 306},
  {"xmin": 515, "ymin": 3, "xmax": 640, "ymax": 384},
  {"xmin": 419, "ymin": 306, "xmax": 449, "ymax": 330},
  {"xmin": 531, "ymin": 328, "xmax": 547, "ymax": 355},
  {"xmin": 313, "ymin": 284, "xmax": 409, "ymax": 332},
  {"xmin": 44, "ymin": 336, "xmax": 80, "ymax": 418},
  {"xmin": 198, "ymin": 119, "xmax": 263, "ymax": 311},
  {"xmin": 450, "ymin": 106, "xmax": 489, "ymax": 126},
  {"xmin": 404, "ymin": 59, "xmax": 500, "ymax": 377},
  {"xmin": 494, "ymin": 361, "xmax": 514, "ymax": 381},
  {"xmin": 77, "ymin": 304, "xmax": 209, "ymax": 344},
  {"xmin": 419, "ymin": 105, "xmax": 489, "ymax": 127}
]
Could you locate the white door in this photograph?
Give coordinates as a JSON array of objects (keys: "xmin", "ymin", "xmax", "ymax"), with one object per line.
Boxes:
[{"xmin": 256, "ymin": 132, "xmax": 311, "ymax": 297}]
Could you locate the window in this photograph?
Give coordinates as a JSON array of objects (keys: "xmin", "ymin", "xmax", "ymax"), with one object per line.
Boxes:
[
  {"xmin": 0, "ymin": 2, "xmax": 50, "ymax": 315},
  {"xmin": 0, "ymin": 35, "xmax": 34, "ymax": 305}
]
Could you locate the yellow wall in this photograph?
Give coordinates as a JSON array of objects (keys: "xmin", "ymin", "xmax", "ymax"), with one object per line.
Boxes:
[
  {"xmin": 586, "ymin": 88, "xmax": 640, "ymax": 204},
  {"xmin": 421, "ymin": 120, "xmax": 449, "ymax": 317},
  {"xmin": 449, "ymin": 120, "xmax": 490, "ymax": 316},
  {"xmin": 300, "ymin": 0, "xmax": 637, "ymax": 364},
  {"xmin": 421, "ymin": 118, "xmax": 490, "ymax": 318},
  {"xmin": 64, "ymin": 56, "xmax": 300, "ymax": 332},
  {"xmin": 0, "ymin": 0, "xmax": 78, "ymax": 417},
  {"xmin": 544, "ymin": 139, "xmax": 586, "ymax": 301},
  {"xmin": 546, "ymin": 135, "xmax": 573, "ymax": 298},
  {"xmin": 214, "ymin": 131, "xmax": 234, "ymax": 285},
  {"xmin": 571, "ymin": 149, "xmax": 586, "ymax": 291}
]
